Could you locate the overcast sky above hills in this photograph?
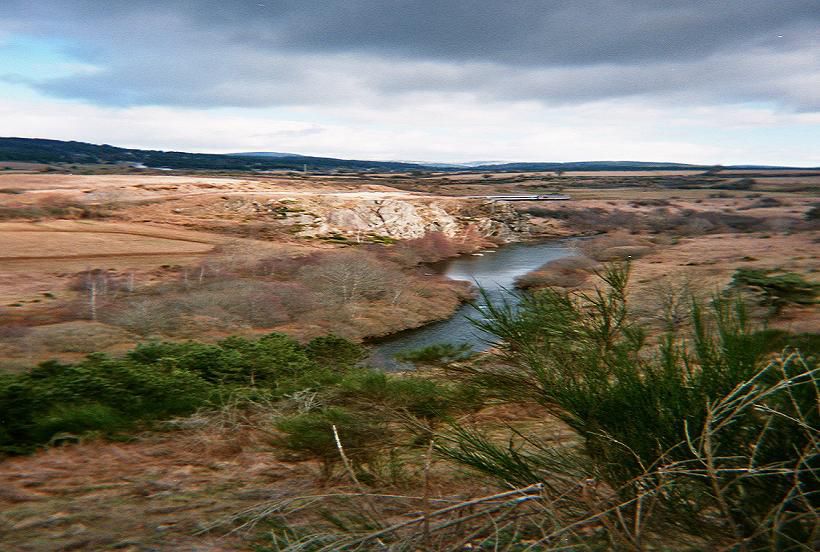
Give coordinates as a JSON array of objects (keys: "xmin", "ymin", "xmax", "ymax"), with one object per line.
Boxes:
[{"xmin": 1, "ymin": 1, "xmax": 818, "ymax": 165}]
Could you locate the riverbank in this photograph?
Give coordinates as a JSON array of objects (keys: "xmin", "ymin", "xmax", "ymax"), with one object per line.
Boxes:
[
  {"xmin": 510, "ymin": 229, "xmax": 820, "ymax": 337},
  {"xmin": 369, "ymin": 239, "xmax": 577, "ymax": 369},
  {"xmin": 2, "ymin": 170, "xmax": 817, "ymax": 370}
]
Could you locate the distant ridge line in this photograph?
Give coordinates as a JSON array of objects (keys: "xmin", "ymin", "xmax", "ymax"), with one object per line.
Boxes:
[{"xmin": 1, "ymin": 137, "xmax": 816, "ymax": 172}]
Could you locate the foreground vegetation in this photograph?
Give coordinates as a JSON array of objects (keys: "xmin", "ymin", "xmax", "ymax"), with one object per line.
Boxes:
[
  {"xmin": 250, "ymin": 265, "xmax": 818, "ymax": 551},
  {"xmin": 0, "ymin": 333, "xmax": 477, "ymax": 456},
  {"xmin": 435, "ymin": 265, "xmax": 817, "ymax": 550},
  {"xmin": 1, "ymin": 263, "xmax": 817, "ymax": 550}
]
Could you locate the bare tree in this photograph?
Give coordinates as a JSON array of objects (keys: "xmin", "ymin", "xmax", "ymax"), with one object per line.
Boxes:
[
  {"xmin": 301, "ymin": 252, "xmax": 395, "ymax": 304},
  {"xmin": 635, "ymin": 272, "xmax": 703, "ymax": 333},
  {"xmin": 71, "ymin": 269, "xmax": 123, "ymax": 321},
  {"xmin": 102, "ymin": 297, "xmax": 183, "ymax": 336}
]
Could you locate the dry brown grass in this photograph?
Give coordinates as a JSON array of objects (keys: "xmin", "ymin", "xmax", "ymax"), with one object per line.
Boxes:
[
  {"xmin": 0, "ymin": 426, "xmax": 315, "ymax": 551},
  {"xmin": 0, "ymin": 230, "xmax": 212, "ymax": 259},
  {"xmin": 627, "ymin": 231, "xmax": 820, "ymax": 334},
  {"xmin": 0, "ymin": 398, "xmax": 559, "ymax": 551},
  {"xmin": 515, "ymin": 255, "xmax": 601, "ymax": 289},
  {"xmin": 578, "ymin": 232, "xmax": 655, "ymax": 262}
]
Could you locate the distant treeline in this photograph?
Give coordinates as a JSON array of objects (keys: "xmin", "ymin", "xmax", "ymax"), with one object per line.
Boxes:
[
  {"xmin": 2, "ymin": 137, "xmax": 813, "ymax": 173},
  {"xmin": 0, "ymin": 137, "xmax": 425, "ymax": 172}
]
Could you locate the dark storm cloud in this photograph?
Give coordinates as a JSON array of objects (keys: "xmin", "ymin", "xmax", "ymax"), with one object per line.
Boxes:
[{"xmin": 1, "ymin": 1, "xmax": 818, "ymax": 109}]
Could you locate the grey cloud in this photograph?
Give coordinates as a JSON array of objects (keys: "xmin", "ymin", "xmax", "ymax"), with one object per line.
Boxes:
[{"xmin": 1, "ymin": 1, "xmax": 818, "ymax": 110}]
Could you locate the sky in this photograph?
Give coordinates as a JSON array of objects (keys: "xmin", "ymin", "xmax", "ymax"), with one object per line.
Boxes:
[{"xmin": 0, "ymin": 1, "xmax": 819, "ymax": 165}]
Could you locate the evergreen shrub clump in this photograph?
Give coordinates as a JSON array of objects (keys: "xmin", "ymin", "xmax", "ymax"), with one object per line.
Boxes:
[
  {"xmin": 436, "ymin": 263, "xmax": 818, "ymax": 550},
  {"xmin": 0, "ymin": 332, "xmax": 366, "ymax": 453}
]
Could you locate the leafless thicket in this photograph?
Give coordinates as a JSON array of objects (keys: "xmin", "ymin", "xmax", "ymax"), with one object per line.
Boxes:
[{"xmin": 53, "ymin": 233, "xmax": 471, "ymax": 342}]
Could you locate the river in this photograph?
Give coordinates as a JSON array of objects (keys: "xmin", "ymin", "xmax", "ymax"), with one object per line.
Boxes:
[{"xmin": 369, "ymin": 239, "xmax": 576, "ymax": 370}]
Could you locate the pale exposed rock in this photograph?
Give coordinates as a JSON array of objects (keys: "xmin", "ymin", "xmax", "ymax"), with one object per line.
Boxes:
[
  {"xmin": 284, "ymin": 197, "xmax": 529, "ymax": 241},
  {"xmin": 206, "ymin": 194, "xmax": 530, "ymax": 241}
]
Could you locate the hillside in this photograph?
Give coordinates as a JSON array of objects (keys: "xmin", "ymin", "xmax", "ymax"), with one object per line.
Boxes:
[
  {"xmin": 0, "ymin": 138, "xmax": 426, "ymax": 172},
  {"xmin": 3, "ymin": 137, "xmax": 815, "ymax": 173}
]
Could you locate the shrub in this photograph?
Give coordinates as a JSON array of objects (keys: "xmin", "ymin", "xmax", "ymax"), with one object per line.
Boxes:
[
  {"xmin": 0, "ymin": 324, "xmax": 32, "ymax": 339},
  {"xmin": 394, "ymin": 342, "xmax": 475, "ymax": 365},
  {"xmin": 749, "ymin": 196, "xmax": 784, "ymax": 208},
  {"xmin": 731, "ymin": 268, "xmax": 818, "ymax": 315},
  {"xmin": 0, "ymin": 355, "xmax": 213, "ymax": 452},
  {"xmin": 30, "ymin": 403, "xmax": 127, "ymax": 443},
  {"xmin": 132, "ymin": 341, "xmax": 248, "ymax": 384},
  {"xmin": 678, "ymin": 216, "xmax": 716, "ymax": 235},
  {"xmin": 716, "ymin": 177, "xmax": 755, "ymax": 190},
  {"xmin": 44, "ymin": 354, "xmax": 212, "ymax": 418},
  {"xmin": 300, "ymin": 251, "xmax": 397, "ymax": 304},
  {"xmin": 0, "ymin": 198, "xmax": 115, "ymax": 220},
  {"xmin": 437, "ymin": 263, "xmax": 818, "ymax": 549},
  {"xmin": 274, "ymin": 407, "xmax": 390, "ymax": 478},
  {"xmin": 0, "ymin": 331, "xmax": 360, "ymax": 452},
  {"xmin": 186, "ymin": 279, "xmax": 291, "ymax": 327},
  {"xmin": 634, "ymin": 273, "xmax": 703, "ymax": 332},
  {"xmin": 101, "ymin": 297, "xmax": 185, "ymax": 336},
  {"xmin": 579, "ymin": 233, "xmax": 653, "ymax": 262},
  {"xmin": 305, "ymin": 334, "xmax": 366, "ymax": 370},
  {"xmin": 24, "ymin": 321, "xmax": 135, "ymax": 353},
  {"xmin": 390, "ymin": 231, "xmax": 459, "ymax": 265},
  {"xmin": 128, "ymin": 333, "xmax": 349, "ymax": 391},
  {"xmin": 218, "ymin": 333, "xmax": 315, "ymax": 386},
  {"xmin": 336, "ymin": 370, "xmax": 456, "ymax": 421},
  {"xmin": 514, "ymin": 256, "xmax": 599, "ymax": 290},
  {"xmin": 452, "ymin": 265, "xmax": 780, "ymax": 478}
]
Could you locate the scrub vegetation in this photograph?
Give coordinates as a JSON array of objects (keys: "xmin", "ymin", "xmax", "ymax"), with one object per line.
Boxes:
[
  {"xmin": 0, "ymin": 232, "xmax": 477, "ymax": 371},
  {"xmin": 1, "ymin": 263, "xmax": 816, "ymax": 550},
  {"xmin": 0, "ymin": 169, "xmax": 817, "ymax": 550},
  {"xmin": 231, "ymin": 264, "xmax": 816, "ymax": 551}
]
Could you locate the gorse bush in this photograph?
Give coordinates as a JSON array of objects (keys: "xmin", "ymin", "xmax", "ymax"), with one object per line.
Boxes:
[
  {"xmin": 271, "ymin": 370, "xmax": 477, "ymax": 488},
  {"xmin": 436, "ymin": 263, "xmax": 819, "ymax": 550},
  {"xmin": 394, "ymin": 342, "xmax": 475, "ymax": 365},
  {"xmin": 0, "ymin": 332, "xmax": 367, "ymax": 453},
  {"xmin": 731, "ymin": 268, "xmax": 818, "ymax": 315},
  {"xmin": 30, "ymin": 403, "xmax": 127, "ymax": 445},
  {"xmin": 335, "ymin": 370, "xmax": 457, "ymax": 421},
  {"xmin": 304, "ymin": 334, "xmax": 367, "ymax": 369},
  {"xmin": 0, "ymin": 330, "xmax": 470, "ymax": 457},
  {"xmin": 0, "ymin": 355, "xmax": 212, "ymax": 453},
  {"xmin": 127, "ymin": 333, "xmax": 315, "ymax": 386},
  {"xmin": 271, "ymin": 365, "xmax": 477, "ymax": 482},
  {"xmin": 274, "ymin": 407, "xmax": 391, "ymax": 479}
]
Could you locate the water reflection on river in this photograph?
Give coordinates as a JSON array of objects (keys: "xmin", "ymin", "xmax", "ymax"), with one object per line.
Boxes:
[{"xmin": 369, "ymin": 240, "xmax": 576, "ymax": 370}]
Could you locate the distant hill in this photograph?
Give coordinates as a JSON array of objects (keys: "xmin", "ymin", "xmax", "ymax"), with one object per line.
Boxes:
[
  {"xmin": 0, "ymin": 138, "xmax": 426, "ymax": 172},
  {"xmin": 0, "ymin": 137, "xmax": 813, "ymax": 173},
  {"xmin": 476, "ymin": 161, "xmax": 703, "ymax": 171},
  {"xmin": 230, "ymin": 151, "xmax": 304, "ymax": 158},
  {"xmin": 392, "ymin": 160, "xmax": 511, "ymax": 168}
]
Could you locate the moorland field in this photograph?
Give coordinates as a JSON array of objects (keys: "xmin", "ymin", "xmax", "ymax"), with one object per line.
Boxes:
[{"xmin": 0, "ymin": 163, "xmax": 817, "ymax": 550}]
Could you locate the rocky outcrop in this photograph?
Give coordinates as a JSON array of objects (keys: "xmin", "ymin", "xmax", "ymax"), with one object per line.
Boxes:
[
  {"xmin": 320, "ymin": 199, "xmax": 459, "ymax": 238},
  {"xmin": 244, "ymin": 196, "xmax": 530, "ymax": 241},
  {"xmin": 455, "ymin": 200, "xmax": 531, "ymax": 241}
]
